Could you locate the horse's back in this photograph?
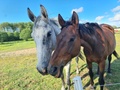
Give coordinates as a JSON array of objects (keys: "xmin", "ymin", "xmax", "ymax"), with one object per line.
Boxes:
[
  {"xmin": 100, "ymin": 24, "xmax": 115, "ymax": 34},
  {"xmin": 100, "ymin": 24, "xmax": 116, "ymax": 55}
]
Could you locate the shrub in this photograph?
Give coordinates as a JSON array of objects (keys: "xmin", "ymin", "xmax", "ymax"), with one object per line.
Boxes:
[
  {"xmin": 20, "ymin": 28, "xmax": 32, "ymax": 41},
  {"xmin": 0, "ymin": 32, "xmax": 8, "ymax": 43},
  {"xmin": 14, "ymin": 32, "xmax": 20, "ymax": 40},
  {"xmin": 7, "ymin": 32, "xmax": 15, "ymax": 41}
]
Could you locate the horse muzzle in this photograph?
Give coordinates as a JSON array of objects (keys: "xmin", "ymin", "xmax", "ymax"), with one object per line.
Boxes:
[
  {"xmin": 37, "ymin": 67, "xmax": 48, "ymax": 75},
  {"xmin": 47, "ymin": 64, "xmax": 63, "ymax": 78}
]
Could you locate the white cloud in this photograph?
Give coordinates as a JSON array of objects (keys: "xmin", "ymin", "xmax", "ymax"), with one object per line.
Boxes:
[
  {"xmin": 71, "ymin": 7, "xmax": 83, "ymax": 14},
  {"xmin": 95, "ymin": 16, "xmax": 104, "ymax": 21},
  {"xmin": 108, "ymin": 12, "xmax": 120, "ymax": 27},
  {"xmin": 107, "ymin": 21, "xmax": 120, "ymax": 27},
  {"xmin": 109, "ymin": 13, "xmax": 120, "ymax": 21},
  {"xmin": 112, "ymin": 6, "xmax": 120, "ymax": 12}
]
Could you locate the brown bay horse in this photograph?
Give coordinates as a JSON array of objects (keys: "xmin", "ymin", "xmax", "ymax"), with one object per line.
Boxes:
[{"xmin": 48, "ymin": 11, "xmax": 119, "ymax": 90}]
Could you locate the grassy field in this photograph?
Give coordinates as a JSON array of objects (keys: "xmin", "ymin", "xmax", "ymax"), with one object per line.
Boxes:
[
  {"xmin": 0, "ymin": 32, "xmax": 120, "ymax": 90},
  {"xmin": 0, "ymin": 40, "xmax": 35, "ymax": 53}
]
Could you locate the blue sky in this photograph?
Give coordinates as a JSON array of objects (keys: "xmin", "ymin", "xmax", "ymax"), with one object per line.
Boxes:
[{"xmin": 0, "ymin": 0, "xmax": 120, "ymax": 26}]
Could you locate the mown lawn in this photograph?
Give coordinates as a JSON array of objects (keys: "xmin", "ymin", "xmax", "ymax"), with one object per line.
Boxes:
[{"xmin": 0, "ymin": 32, "xmax": 120, "ymax": 90}]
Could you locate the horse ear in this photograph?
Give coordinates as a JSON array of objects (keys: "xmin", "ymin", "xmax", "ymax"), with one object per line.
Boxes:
[
  {"xmin": 40, "ymin": 4, "xmax": 48, "ymax": 19},
  {"xmin": 71, "ymin": 11, "xmax": 79, "ymax": 25},
  {"xmin": 58, "ymin": 14, "xmax": 65, "ymax": 28},
  {"xmin": 27, "ymin": 8, "xmax": 36, "ymax": 22}
]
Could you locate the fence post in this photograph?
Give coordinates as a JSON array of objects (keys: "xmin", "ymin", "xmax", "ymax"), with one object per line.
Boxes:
[{"xmin": 73, "ymin": 76, "xmax": 83, "ymax": 90}]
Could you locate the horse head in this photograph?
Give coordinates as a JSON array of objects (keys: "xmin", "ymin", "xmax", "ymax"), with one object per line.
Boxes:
[
  {"xmin": 27, "ymin": 5, "xmax": 59, "ymax": 75},
  {"xmin": 48, "ymin": 11, "xmax": 81, "ymax": 77}
]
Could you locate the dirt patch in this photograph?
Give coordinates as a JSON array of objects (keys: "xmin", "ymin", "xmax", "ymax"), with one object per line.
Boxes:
[{"xmin": 0, "ymin": 48, "xmax": 36, "ymax": 58}]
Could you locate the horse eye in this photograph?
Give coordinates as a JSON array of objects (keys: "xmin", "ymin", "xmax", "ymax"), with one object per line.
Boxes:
[
  {"xmin": 47, "ymin": 31, "xmax": 51, "ymax": 37},
  {"xmin": 44, "ymin": 24, "xmax": 47, "ymax": 27},
  {"xmin": 69, "ymin": 37, "xmax": 75, "ymax": 42}
]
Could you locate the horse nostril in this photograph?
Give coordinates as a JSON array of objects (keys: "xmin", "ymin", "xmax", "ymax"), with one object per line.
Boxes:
[
  {"xmin": 53, "ymin": 67, "xmax": 57, "ymax": 73},
  {"xmin": 41, "ymin": 67, "xmax": 47, "ymax": 73},
  {"xmin": 48, "ymin": 65, "xmax": 58, "ymax": 76}
]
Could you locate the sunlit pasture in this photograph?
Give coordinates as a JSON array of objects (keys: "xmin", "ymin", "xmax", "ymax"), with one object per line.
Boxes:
[{"xmin": 0, "ymin": 32, "xmax": 120, "ymax": 90}]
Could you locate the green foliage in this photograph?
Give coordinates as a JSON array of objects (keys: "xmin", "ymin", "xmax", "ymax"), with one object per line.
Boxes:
[
  {"xmin": 14, "ymin": 32, "xmax": 20, "ymax": 40},
  {"xmin": 0, "ymin": 22, "xmax": 33, "ymax": 42},
  {"xmin": 0, "ymin": 22, "xmax": 10, "ymax": 31},
  {"xmin": 0, "ymin": 32, "xmax": 8, "ymax": 43},
  {"xmin": 112, "ymin": 25, "xmax": 117, "ymax": 29},
  {"xmin": 20, "ymin": 28, "xmax": 32, "ymax": 41},
  {"xmin": 7, "ymin": 32, "xmax": 15, "ymax": 41}
]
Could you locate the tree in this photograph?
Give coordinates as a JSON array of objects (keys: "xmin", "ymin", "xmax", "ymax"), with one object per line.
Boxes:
[
  {"xmin": 10, "ymin": 23, "xmax": 17, "ymax": 32},
  {"xmin": 0, "ymin": 22, "xmax": 10, "ymax": 32},
  {"xmin": 112, "ymin": 25, "xmax": 117, "ymax": 29},
  {"xmin": 0, "ymin": 32, "xmax": 8, "ymax": 43},
  {"xmin": 7, "ymin": 32, "xmax": 15, "ymax": 41},
  {"xmin": 20, "ymin": 28, "xmax": 32, "ymax": 41},
  {"xmin": 0, "ymin": 22, "xmax": 33, "ymax": 42},
  {"xmin": 14, "ymin": 32, "xmax": 20, "ymax": 40}
]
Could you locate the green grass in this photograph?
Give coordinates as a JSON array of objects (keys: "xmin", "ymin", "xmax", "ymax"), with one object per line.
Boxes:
[
  {"xmin": 0, "ymin": 32, "xmax": 120, "ymax": 90},
  {"xmin": 0, "ymin": 40, "xmax": 35, "ymax": 53},
  {"xmin": 0, "ymin": 54, "xmax": 62, "ymax": 90}
]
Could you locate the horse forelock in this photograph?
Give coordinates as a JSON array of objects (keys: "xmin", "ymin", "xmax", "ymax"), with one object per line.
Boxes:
[
  {"xmin": 61, "ymin": 21, "xmax": 73, "ymax": 30},
  {"xmin": 50, "ymin": 19, "xmax": 59, "ymax": 27}
]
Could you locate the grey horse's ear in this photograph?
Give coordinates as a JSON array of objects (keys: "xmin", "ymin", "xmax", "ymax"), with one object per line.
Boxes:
[
  {"xmin": 27, "ymin": 8, "xmax": 36, "ymax": 22},
  {"xmin": 58, "ymin": 14, "xmax": 65, "ymax": 28},
  {"xmin": 40, "ymin": 4, "xmax": 48, "ymax": 19}
]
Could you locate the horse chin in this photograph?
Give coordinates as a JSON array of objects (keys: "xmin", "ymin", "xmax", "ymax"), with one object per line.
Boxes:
[
  {"xmin": 55, "ymin": 65, "xmax": 64, "ymax": 78},
  {"xmin": 37, "ymin": 70, "xmax": 48, "ymax": 75},
  {"xmin": 54, "ymin": 71, "xmax": 61, "ymax": 78}
]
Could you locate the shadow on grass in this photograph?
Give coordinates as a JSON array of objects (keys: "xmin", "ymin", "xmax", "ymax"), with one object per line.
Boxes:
[
  {"xmin": 70, "ymin": 57, "xmax": 120, "ymax": 90},
  {"xmin": 70, "ymin": 64, "xmax": 87, "ymax": 76}
]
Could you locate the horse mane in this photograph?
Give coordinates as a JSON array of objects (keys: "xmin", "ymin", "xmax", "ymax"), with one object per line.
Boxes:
[
  {"xmin": 79, "ymin": 22, "xmax": 102, "ymax": 38},
  {"xmin": 61, "ymin": 21, "xmax": 73, "ymax": 29},
  {"xmin": 50, "ymin": 19, "xmax": 60, "ymax": 27},
  {"xmin": 34, "ymin": 16, "xmax": 41, "ymax": 25},
  {"xmin": 34, "ymin": 16, "xmax": 59, "ymax": 28},
  {"xmin": 61, "ymin": 21, "xmax": 102, "ymax": 39}
]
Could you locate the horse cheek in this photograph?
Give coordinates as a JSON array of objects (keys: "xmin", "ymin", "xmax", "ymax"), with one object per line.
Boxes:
[{"xmin": 72, "ymin": 41, "xmax": 80, "ymax": 57}]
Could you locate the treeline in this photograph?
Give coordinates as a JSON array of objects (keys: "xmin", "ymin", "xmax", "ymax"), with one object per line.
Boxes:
[{"xmin": 0, "ymin": 22, "xmax": 33, "ymax": 43}]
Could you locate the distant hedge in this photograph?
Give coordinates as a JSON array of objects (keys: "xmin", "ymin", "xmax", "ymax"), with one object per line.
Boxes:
[
  {"xmin": 0, "ymin": 31, "xmax": 20, "ymax": 43},
  {"xmin": 0, "ymin": 32, "xmax": 8, "ymax": 43},
  {"xmin": 0, "ymin": 22, "xmax": 33, "ymax": 43}
]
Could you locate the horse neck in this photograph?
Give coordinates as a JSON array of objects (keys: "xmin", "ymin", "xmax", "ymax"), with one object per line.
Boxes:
[
  {"xmin": 53, "ymin": 25, "xmax": 61, "ymax": 36},
  {"xmin": 50, "ymin": 19, "xmax": 61, "ymax": 36},
  {"xmin": 50, "ymin": 20, "xmax": 61, "ymax": 49},
  {"xmin": 78, "ymin": 23, "xmax": 104, "ymax": 53},
  {"xmin": 78, "ymin": 24, "xmax": 96, "ymax": 46},
  {"xmin": 79, "ymin": 23, "xmax": 107, "ymax": 55}
]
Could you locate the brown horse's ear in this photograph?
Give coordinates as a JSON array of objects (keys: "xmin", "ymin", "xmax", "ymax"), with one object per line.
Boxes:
[
  {"xmin": 40, "ymin": 4, "xmax": 48, "ymax": 19},
  {"xmin": 27, "ymin": 8, "xmax": 36, "ymax": 22},
  {"xmin": 58, "ymin": 14, "xmax": 65, "ymax": 28},
  {"xmin": 71, "ymin": 11, "xmax": 79, "ymax": 25}
]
